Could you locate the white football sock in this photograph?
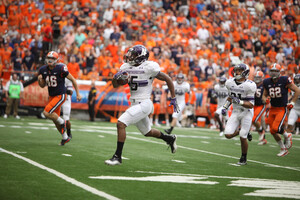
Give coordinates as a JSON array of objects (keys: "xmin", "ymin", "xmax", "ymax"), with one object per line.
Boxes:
[
  {"xmin": 277, "ymin": 140, "xmax": 285, "ymax": 149},
  {"xmin": 62, "ymin": 132, "xmax": 68, "ymax": 140},
  {"xmin": 283, "ymin": 131, "xmax": 289, "ymax": 138},
  {"xmin": 56, "ymin": 117, "xmax": 64, "ymax": 125}
]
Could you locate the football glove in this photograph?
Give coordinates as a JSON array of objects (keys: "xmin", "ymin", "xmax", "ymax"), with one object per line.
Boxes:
[
  {"xmin": 221, "ymin": 108, "xmax": 227, "ymax": 116},
  {"xmin": 231, "ymin": 97, "xmax": 240, "ymax": 104},
  {"xmin": 113, "ymin": 71, "xmax": 124, "ymax": 80},
  {"xmin": 169, "ymin": 97, "xmax": 180, "ymax": 113},
  {"xmin": 287, "ymin": 102, "xmax": 295, "ymax": 110}
]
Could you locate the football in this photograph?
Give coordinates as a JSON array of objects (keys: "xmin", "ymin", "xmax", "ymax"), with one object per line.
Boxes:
[{"xmin": 115, "ymin": 71, "xmax": 130, "ymax": 85}]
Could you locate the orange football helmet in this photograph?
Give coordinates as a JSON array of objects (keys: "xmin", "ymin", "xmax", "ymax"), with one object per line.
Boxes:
[
  {"xmin": 254, "ymin": 71, "xmax": 264, "ymax": 84},
  {"xmin": 45, "ymin": 51, "xmax": 59, "ymax": 66},
  {"xmin": 269, "ymin": 63, "xmax": 281, "ymax": 79}
]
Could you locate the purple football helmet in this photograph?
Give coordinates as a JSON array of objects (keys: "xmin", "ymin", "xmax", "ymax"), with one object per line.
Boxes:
[
  {"xmin": 234, "ymin": 63, "xmax": 250, "ymax": 80},
  {"xmin": 123, "ymin": 45, "xmax": 149, "ymax": 66}
]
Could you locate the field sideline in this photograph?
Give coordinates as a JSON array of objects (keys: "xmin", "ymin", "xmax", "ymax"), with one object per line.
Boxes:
[{"xmin": 1, "ymin": 116, "xmax": 300, "ymax": 200}]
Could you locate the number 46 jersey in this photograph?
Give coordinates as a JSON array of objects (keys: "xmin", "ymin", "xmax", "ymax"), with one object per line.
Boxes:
[
  {"xmin": 38, "ymin": 63, "xmax": 69, "ymax": 97},
  {"xmin": 263, "ymin": 76, "xmax": 291, "ymax": 107},
  {"xmin": 225, "ymin": 78, "xmax": 257, "ymax": 110},
  {"xmin": 120, "ymin": 61, "xmax": 160, "ymax": 102}
]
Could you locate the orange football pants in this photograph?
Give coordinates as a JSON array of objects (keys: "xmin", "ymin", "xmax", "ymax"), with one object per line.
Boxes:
[
  {"xmin": 45, "ymin": 94, "xmax": 67, "ymax": 116},
  {"xmin": 266, "ymin": 106, "xmax": 288, "ymax": 135},
  {"xmin": 252, "ymin": 105, "xmax": 266, "ymax": 124}
]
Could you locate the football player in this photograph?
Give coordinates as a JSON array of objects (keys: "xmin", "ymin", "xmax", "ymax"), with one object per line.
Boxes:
[
  {"xmin": 214, "ymin": 76, "xmax": 228, "ymax": 136},
  {"xmin": 263, "ymin": 63, "xmax": 300, "ymax": 156},
  {"xmin": 38, "ymin": 51, "xmax": 82, "ymax": 145},
  {"xmin": 105, "ymin": 45, "xmax": 179, "ymax": 165},
  {"xmin": 286, "ymin": 74, "xmax": 300, "ymax": 144},
  {"xmin": 252, "ymin": 71, "xmax": 268, "ymax": 145},
  {"xmin": 61, "ymin": 77, "xmax": 73, "ymax": 138},
  {"xmin": 164, "ymin": 73, "xmax": 191, "ymax": 134},
  {"xmin": 221, "ymin": 63, "xmax": 257, "ymax": 165}
]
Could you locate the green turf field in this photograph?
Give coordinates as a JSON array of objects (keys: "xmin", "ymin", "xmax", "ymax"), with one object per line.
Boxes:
[{"xmin": 0, "ymin": 116, "xmax": 299, "ymax": 200}]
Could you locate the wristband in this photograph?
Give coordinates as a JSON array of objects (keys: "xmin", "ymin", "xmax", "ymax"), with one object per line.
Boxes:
[{"xmin": 239, "ymin": 100, "xmax": 244, "ymax": 105}]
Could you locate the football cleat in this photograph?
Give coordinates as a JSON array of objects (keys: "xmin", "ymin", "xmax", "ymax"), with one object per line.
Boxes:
[
  {"xmin": 258, "ymin": 129, "xmax": 265, "ymax": 141},
  {"xmin": 277, "ymin": 148, "xmax": 289, "ymax": 157},
  {"xmin": 167, "ymin": 135, "xmax": 177, "ymax": 153},
  {"xmin": 237, "ymin": 157, "xmax": 247, "ymax": 165},
  {"xmin": 59, "ymin": 137, "xmax": 71, "ymax": 146},
  {"xmin": 285, "ymin": 133, "xmax": 292, "ymax": 149},
  {"xmin": 247, "ymin": 132, "xmax": 252, "ymax": 141},
  {"xmin": 258, "ymin": 139, "xmax": 267, "ymax": 145},
  {"xmin": 219, "ymin": 131, "xmax": 224, "ymax": 136},
  {"xmin": 164, "ymin": 129, "xmax": 171, "ymax": 135},
  {"xmin": 67, "ymin": 132, "xmax": 72, "ymax": 139},
  {"xmin": 60, "ymin": 121, "xmax": 66, "ymax": 134},
  {"xmin": 105, "ymin": 154, "xmax": 122, "ymax": 165}
]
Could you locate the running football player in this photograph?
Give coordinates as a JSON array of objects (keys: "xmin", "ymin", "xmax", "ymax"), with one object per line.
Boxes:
[
  {"xmin": 38, "ymin": 51, "xmax": 82, "ymax": 145},
  {"xmin": 164, "ymin": 73, "xmax": 191, "ymax": 134},
  {"xmin": 105, "ymin": 45, "xmax": 179, "ymax": 165},
  {"xmin": 221, "ymin": 63, "xmax": 257, "ymax": 165},
  {"xmin": 252, "ymin": 71, "xmax": 268, "ymax": 145},
  {"xmin": 286, "ymin": 74, "xmax": 300, "ymax": 136},
  {"xmin": 214, "ymin": 76, "xmax": 228, "ymax": 136},
  {"xmin": 262, "ymin": 64, "xmax": 300, "ymax": 156}
]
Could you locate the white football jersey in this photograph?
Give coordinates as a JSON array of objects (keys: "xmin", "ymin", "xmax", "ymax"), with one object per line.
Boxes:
[
  {"xmin": 291, "ymin": 88, "xmax": 300, "ymax": 110},
  {"xmin": 120, "ymin": 61, "xmax": 160, "ymax": 101},
  {"xmin": 214, "ymin": 84, "xmax": 228, "ymax": 108},
  {"xmin": 225, "ymin": 78, "xmax": 257, "ymax": 110},
  {"xmin": 174, "ymin": 81, "xmax": 190, "ymax": 103}
]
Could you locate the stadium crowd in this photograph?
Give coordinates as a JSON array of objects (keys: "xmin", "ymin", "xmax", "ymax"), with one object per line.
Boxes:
[
  {"xmin": 0, "ymin": 0, "xmax": 299, "ymax": 122},
  {"xmin": 0, "ymin": 0, "xmax": 299, "ymax": 83}
]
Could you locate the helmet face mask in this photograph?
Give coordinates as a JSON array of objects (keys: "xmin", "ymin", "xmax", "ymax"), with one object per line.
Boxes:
[
  {"xmin": 254, "ymin": 71, "xmax": 264, "ymax": 84},
  {"xmin": 234, "ymin": 63, "xmax": 250, "ymax": 81},
  {"xmin": 269, "ymin": 63, "xmax": 281, "ymax": 80},
  {"xmin": 123, "ymin": 45, "xmax": 149, "ymax": 66},
  {"xmin": 176, "ymin": 73, "xmax": 184, "ymax": 84},
  {"xmin": 294, "ymin": 74, "xmax": 300, "ymax": 87},
  {"xmin": 219, "ymin": 77, "xmax": 226, "ymax": 86},
  {"xmin": 46, "ymin": 51, "xmax": 59, "ymax": 66}
]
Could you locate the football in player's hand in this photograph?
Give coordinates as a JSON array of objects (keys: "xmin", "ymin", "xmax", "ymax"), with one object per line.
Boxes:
[{"xmin": 114, "ymin": 71, "xmax": 130, "ymax": 85}]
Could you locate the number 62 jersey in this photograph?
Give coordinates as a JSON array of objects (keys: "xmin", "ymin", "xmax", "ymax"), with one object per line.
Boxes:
[
  {"xmin": 263, "ymin": 76, "xmax": 292, "ymax": 107},
  {"xmin": 225, "ymin": 78, "xmax": 257, "ymax": 110}
]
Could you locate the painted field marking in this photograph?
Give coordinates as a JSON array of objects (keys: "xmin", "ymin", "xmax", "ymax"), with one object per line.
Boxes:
[
  {"xmin": 62, "ymin": 154, "xmax": 72, "ymax": 157},
  {"xmin": 0, "ymin": 147, "xmax": 120, "ymax": 200},
  {"xmin": 1, "ymin": 124, "xmax": 300, "ymax": 172},
  {"xmin": 122, "ymin": 156, "xmax": 129, "ymax": 160},
  {"xmin": 25, "ymin": 131, "xmax": 31, "ymax": 134},
  {"xmin": 98, "ymin": 135, "xmax": 105, "ymax": 138},
  {"xmin": 172, "ymin": 160, "xmax": 186, "ymax": 163},
  {"xmin": 201, "ymin": 141, "xmax": 210, "ymax": 144},
  {"xmin": 229, "ymin": 163, "xmax": 241, "ymax": 167},
  {"xmin": 132, "ymin": 171, "xmax": 300, "ymax": 199}
]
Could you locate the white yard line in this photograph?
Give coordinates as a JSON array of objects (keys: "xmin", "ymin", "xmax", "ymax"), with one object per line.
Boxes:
[
  {"xmin": 0, "ymin": 147, "xmax": 120, "ymax": 200},
  {"xmin": 1, "ymin": 123, "xmax": 300, "ymax": 172}
]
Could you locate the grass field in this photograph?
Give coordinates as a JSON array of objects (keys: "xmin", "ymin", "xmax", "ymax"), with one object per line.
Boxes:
[{"xmin": 0, "ymin": 116, "xmax": 300, "ymax": 200}]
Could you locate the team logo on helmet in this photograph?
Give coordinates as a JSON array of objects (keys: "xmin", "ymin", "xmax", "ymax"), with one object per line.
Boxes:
[
  {"xmin": 234, "ymin": 63, "xmax": 250, "ymax": 81},
  {"xmin": 45, "ymin": 51, "xmax": 59, "ymax": 66},
  {"xmin": 254, "ymin": 71, "xmax": 264, "ymax": 84},
  {"xmin": 269, "ymin": 63, "xmax": 281, "ymax": 79},
  {"xmin": 123, "ymin": 45, "xmax": 149, "ymax": 66}
]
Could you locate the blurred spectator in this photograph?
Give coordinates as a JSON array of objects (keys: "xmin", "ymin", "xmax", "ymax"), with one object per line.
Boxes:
[
  {"xmin": 22, "ymin": 50, "xmax": 35, "ymax": 71},
  {"xmin": 88, "ymin": 81, "xmax": 97, "ymax": 121},
  {"xmin": 11, "ymin": 50, "xmax": 22, "ymax": 73},
  {"xmin": 0, "ymin": 78, "xmax": 5, "ymax": 116},
  {"xmin": 3, "ymin": 73, "xmax": 24, "ymax": 119},
  {"xmin": 67, "ymin": 56, "xmax": 80, "ymax": 79}
]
